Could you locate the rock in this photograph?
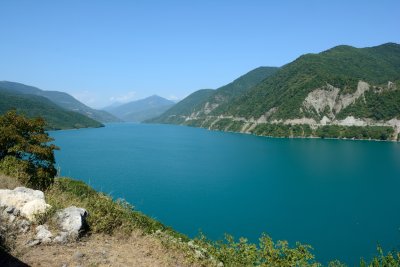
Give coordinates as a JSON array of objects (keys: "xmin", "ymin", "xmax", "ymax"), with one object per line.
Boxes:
[
  {"xmin": 26, "ymin": 239, "xmax": 41, "ymax": 247},
  {"xmin": 73, "ymin": 251, "xmax": 85, "ymax": 261},
  {"xmin": 36, "ymin": 225, "xmax": 53, "ymax": 243},
  {"xmin": 55, "ymin": 206, "xmax": 88, "ymax": 238},
  {"xmin": 0, "ymin": 187, "xmax": 51, "ymax": 221},
  {"xmin": 53, "ymin": 231, "xmax": 69, "ymax": 244}
]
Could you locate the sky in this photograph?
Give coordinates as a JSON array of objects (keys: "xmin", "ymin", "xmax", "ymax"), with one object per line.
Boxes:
[{"xmin": 0, "ymin": 0, "xmax": 399, "ymax": 108}]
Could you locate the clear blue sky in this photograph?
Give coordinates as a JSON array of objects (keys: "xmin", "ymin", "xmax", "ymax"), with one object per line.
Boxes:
[{"xmin": 1, "ymin": 0, "xmax": 399, "ymax": 108}]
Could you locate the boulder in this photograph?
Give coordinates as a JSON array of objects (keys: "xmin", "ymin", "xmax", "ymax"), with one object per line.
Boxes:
[
  {"xmin": 0, "ymin": 187, "xmax": 51, "ymax": 221},
  {"xmin": 55, "ymin": 206, "xmax": 88, "ymax": 238}
]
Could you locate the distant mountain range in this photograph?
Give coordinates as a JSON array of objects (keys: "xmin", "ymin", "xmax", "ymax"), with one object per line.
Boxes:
[
  {"xmin": 149, "ymin": 67, "xmax": 278, "ymax": 124},
  {"xmin": 149, "ymin": 43, "xmax": 400, "ymax": 141},
  {"xmin": 0, "ymin": 88, "xmax": 102, "ymax": 130},
  {"xmin": 104, "ymin": 95, "xmax": 175, "ymax": 122},
  {"xmin": 0, "ymin": 81, "xmax": 119, "ymax": 123},
  {"xmin": 0, "ymin": 81, "xmax": 121, "ymax": 129}
]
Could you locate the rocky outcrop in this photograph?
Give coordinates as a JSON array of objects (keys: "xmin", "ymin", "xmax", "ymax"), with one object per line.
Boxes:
[
  {"xmin": 303, "ymin": 84, "xmax": 340, "ymax": 117},
  {"xmin": 0, "ymin": 186, "xmax": 89, "ymax": 247},
  {"xmin": 303, "ymin": 81, "xmax": 370, "ymax": 117},
  {"xmin": 55, "ymin": 206, "xmax": 88, "ymax": 239},
  {"xmin": 334, "ymin": 81, "xmax": 370, "ymax": 113},
  {"xmin": 0, "ymin": 187, "xmax": 51, "ymax": 221}
]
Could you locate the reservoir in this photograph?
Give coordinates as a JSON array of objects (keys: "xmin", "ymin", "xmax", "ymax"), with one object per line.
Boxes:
[{"xmin": 50, "ymin": 123, "xmax": 400, "ymax": 264}]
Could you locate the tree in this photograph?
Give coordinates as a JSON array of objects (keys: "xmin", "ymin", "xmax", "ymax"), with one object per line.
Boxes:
[{"xmin": 0, "ymin": 111, "xmax": 59, "ymax": 189}]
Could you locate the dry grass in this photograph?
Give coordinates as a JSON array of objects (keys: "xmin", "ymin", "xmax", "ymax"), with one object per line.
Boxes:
[
  {"xmin": 14, "ymin": 230, "xmax": 207, "ymax": 267},
  {"xmin": 0, "ymin": 173, "xmax": 22, "ymax": 189}
]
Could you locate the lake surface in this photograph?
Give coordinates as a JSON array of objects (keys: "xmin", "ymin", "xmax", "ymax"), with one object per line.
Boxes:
[{"xmin": 50, "ymin": 123, "xmax": 400, "ymax": 264}]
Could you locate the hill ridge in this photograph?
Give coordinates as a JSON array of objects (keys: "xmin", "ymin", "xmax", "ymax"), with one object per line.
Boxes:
[
  {"xmin": 0, "ymin": 81, "xmax": 119, "ymax": 123},
  {"xmin": 149, "ymin": 43, "xmax": 400, "ymax": 141}
]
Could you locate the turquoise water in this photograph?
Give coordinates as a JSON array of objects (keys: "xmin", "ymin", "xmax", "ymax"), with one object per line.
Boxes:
[{"xmin": 50, "ymin": 123, "xmax": 400, "ymax": 264}]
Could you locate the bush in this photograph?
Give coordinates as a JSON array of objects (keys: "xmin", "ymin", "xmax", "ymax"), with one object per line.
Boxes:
[
  {"xmin": 0, "ymin": 111, "xmax": 58, "ymax": 190},
  {"xmin": 194, "ymin": 233, "xmax": 319, "ymax": 267}
]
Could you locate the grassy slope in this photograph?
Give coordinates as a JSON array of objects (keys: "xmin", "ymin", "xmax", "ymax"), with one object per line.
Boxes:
[{"xmin": 0, "ymin": 90, "xmax": 103, "ymax": 130}]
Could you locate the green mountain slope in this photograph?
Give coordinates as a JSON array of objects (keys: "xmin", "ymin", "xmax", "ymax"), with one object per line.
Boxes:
[
  {"xmin": 151, "ymin": 43, "xmax": 400, "ymax": 141},
  {"xmin": 147, "ymin": 89, "xmax": 214, "ymax": 124},
  {"xmin": 106, "ymin": 95, "xmax": 175, "ymax": 122},
  {"xmin": 0, "ymin": 90, "xmax": 103, "ymax": 130},
  {"xmin": 224, "ymin": 43, "xmax": 400, "ymax": 120},
  {"xmin": 149, "ymin": 66, "xmax": 278, "ymax": 124},
  {"xmin": 0, "ymin": 81, "xmax": 120, "ymax": 123}
]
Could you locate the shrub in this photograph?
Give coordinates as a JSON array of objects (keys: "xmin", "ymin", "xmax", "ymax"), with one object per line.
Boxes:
[
  {"xmin": 0, "ymin": 111, "xmax": 58, "ymax": 190},
  {"xmin": 195, "ymin": 233, "xmax": 320, "ymax": 267}
]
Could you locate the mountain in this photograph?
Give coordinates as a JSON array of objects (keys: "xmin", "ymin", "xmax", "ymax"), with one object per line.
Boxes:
[
  {"xmin": 0, "ymin": 89, "xmax": 103, "ymax": 130},
  {"xmin": 148, "ymin": 66, "xmax": 279, "ymax": 124},
  {"xmin": 149, "ymin": 43, "xmax": 400, "ymax": 141},
  {"xmin": 103, "ymin": 102, "xmax": 123, "ymax": 111},
  {"xmin": 0, "ymin": 81, "xmax": 120, "ymax": 123},
  {"xmin": 147, "ymin": 89, "xmax": 215, "ymax": 124},
  {"xmin": 106, "ymin": 95, "xmax": 175, "ymax": 122}
]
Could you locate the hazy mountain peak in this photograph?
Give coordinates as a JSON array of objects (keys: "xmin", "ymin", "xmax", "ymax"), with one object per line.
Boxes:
[{"xmin": 105, "ymin": 95, "xmax": 175, "ymax": 122}]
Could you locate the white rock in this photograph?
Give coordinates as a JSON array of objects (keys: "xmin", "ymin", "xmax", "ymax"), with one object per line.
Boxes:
[
  {"xmin": 0, "ymin": 187, "xmax": 51, "ymax": 221},
  {"xmin": 36, "ymin": 225, "xmax": 53, "ymax": 243},
  {"xmin": 21, "ymin": 199, "xmax": 50, "ymax": 220},
  {"xmin": 53, "ymin": 231, "xmax": 68, "ymax": 244},
  {"xmin": 26, "ymin": 239, "xmax": 40, "ymax": 247},
  {"xmin": 55, "ymin": 206, "xmax": 88, "ymax": 238}
]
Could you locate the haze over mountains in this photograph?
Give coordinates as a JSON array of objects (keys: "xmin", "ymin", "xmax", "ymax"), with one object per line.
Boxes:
[
  {"xmin": 104, "ymin": 95, "xmax": 175, "ymax": 122},
  {"xmin": 149, "ymin": 43, "xmax": 400, "ymax": 141},
  {"xmin": 1, "ymin": 43, "xmax": 399, "ymax": 140}
]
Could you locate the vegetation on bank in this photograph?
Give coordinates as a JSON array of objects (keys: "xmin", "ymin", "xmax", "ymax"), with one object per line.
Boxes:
[
  {"xmin": 1, "ymin": 112, "xmax": 400, "ymax": 266},
  {"xmin": 178, "ymin": 117, "xmax": 397, "ymax": 141},
  {"xmin": 251, "ymin": 123, "xmax": 395, "ymax": 141}
]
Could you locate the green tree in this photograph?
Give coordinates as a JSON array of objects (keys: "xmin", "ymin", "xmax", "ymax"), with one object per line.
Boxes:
[{"xmin": 0, "ymin": 111, "xmax": 58, "ymax": 189}]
